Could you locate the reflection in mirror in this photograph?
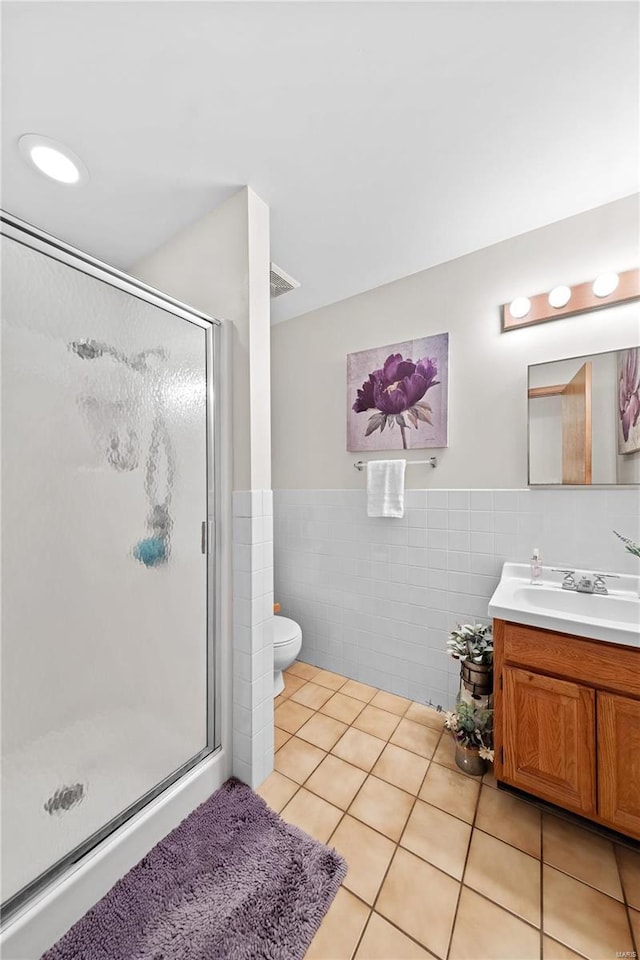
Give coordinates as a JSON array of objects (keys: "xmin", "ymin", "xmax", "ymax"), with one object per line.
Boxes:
[{"xmin": 528, "ymin": 346, "xmax": 640, "ymax": 485}]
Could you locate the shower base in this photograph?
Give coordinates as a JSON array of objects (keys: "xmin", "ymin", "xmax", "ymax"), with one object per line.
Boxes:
[{"xmin": 1, "ymin": 715, "xmax": 228, "ymax": 959}]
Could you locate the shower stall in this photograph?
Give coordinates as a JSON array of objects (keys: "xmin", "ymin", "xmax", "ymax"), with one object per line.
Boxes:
[{"xmin": 1, "ymin": 213, "xmax": 225, "ymax": 946}]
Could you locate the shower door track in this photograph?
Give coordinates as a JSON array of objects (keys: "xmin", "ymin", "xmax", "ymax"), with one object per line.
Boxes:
[{"xmin": 0, "ymin": 211, "xmax": 223, "ymax": 922}]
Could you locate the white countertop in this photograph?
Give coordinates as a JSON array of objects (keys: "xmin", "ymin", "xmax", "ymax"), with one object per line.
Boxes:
[{"xmin": 488, "ymin": 563, "xmax": 640, "ymax": 649}]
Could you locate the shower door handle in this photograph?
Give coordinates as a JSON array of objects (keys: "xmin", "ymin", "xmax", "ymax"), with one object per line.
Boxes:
[{"xmin": 201, "ymin": 520, "xmax": 213, "ymax": 555}]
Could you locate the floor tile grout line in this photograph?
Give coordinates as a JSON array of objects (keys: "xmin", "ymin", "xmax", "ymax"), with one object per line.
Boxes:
[
  {"xmin": 366, "ymin": 733, "xmax": 442, "ymax": 915},
  {"xmin": 542, "ymin": 861, "xmax": 635, "ymax": 909},
  {"xmin": 348, "ymin": 738, "xmax": 439, "ymax": 960},
  {"xmin": 275, "ymin": 728, "xmax": 567, "ymax": 871},
  {"xmin": 323, "ymin": 781, "xmax": 549, "ymax": 952},
  {"xmin": 614, "ymin": 844, "xmax": 639, "ymax": 958},
  {"xmin": 277, "ymin": 729, "xmax": 500, "ymax": 851},
  {"xmin": 453, "ymin": 884, "xmax": 546, "ymax": 937},
  {"xmin": 540, "ymin": 820, "xmax": 544, "ymax": 960},
  {"xmin": 278, "ymin": 692, "xmax": 410, "ymax": 853},
  {"xmin": 303, "ymin": 755, "xmax": 368, "ymax": 813},
  {"xmin": 276, "ymin": 670, "xmax": 640, "ymax": 959},
  {"xmin": 406, "ymin": 782, "xmax": 548, "ymax": 934},
  {"xmin": 444, "ymin": 756, "xmax": 485, "ymax": 960},
  {"xmin": 284, "ymin": 696, "xmax": 375, "ymax": 959},
  {"xmin": 279, "ymin": 740, "xmax": 349, "ymax": 847},
  {"xmin": 542, "ymin": 938, "xmax": 590, "ymax": 960},
  {"xmin": 468, "ymin": 824, "xmax": 540, "ymax": 861}
]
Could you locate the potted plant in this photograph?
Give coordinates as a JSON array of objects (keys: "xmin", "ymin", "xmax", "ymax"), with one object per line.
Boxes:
[
  {"xmin": 447, "ymin": 623, "xmax": 493, "ymax": 699},
  {"xmin": 444, "ymin": 699, "xmax": 494, "ymax": 776}
]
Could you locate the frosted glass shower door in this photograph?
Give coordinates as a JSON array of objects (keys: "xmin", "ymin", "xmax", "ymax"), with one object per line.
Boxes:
[{"xmin": 1, "ymin": 228, "xmax": 215, "ymax": 911}]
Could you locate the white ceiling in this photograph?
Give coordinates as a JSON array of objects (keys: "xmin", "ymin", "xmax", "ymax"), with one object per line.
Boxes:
[{"xmin": 2, "ymin": 2, "xmax": 638, "ymax": 324}]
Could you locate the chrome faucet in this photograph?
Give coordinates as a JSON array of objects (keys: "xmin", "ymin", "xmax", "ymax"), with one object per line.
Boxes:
[{"xmin": 552, "ymin": 569, "xmax": 619, "ymax": 595}]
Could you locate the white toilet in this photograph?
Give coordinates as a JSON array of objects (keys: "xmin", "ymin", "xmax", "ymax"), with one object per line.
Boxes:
[{"xmin": 273, "ymin": 615, "xmax": 302, "ymax": 696}]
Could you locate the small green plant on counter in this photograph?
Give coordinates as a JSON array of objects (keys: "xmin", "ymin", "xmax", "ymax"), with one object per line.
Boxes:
[
  {"xmin": 447, "ymin": 623, "xmax": 493, "ymax": 665},
  {"xmin": 444, "ymin": 699, "xmax": 494, "ymax": 761},
  {"xmin": 614, "ymin": 530, "xmax": 640, "ymax": 559}
]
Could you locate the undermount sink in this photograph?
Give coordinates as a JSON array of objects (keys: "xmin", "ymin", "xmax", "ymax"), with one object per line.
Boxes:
[{"xmin": 488, "ymin": 562, "xmax": 640, "ymax": 648}]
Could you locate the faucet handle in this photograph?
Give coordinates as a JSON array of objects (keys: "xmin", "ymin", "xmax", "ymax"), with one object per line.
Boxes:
[
  {"xmin": 552, "ymin": 568, "xmax": 576, "ymax": 588},
  {"xmin": 593, "ymin": 573, "xmax": 619, "ymax": 593}
]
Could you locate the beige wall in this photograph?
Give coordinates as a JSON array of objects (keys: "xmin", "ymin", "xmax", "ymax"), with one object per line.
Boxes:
[
  {"xmin": 271, "ymin": 195, "xmax": 640, "ymax": 489},
  {"xmin": 133, "ymin": 187, "xmax": 271, "ymax": 491}
]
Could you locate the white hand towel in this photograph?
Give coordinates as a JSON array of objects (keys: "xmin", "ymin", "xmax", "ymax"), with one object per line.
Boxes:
[{"xmin": 367, "ymin": 459, "xmax": 406, "ymax": 518}]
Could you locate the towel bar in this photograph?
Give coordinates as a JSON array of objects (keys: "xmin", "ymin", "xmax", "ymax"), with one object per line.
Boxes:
[{"xmin": 353, "ymin": 457, "xmax": 437, "ymax": 471}]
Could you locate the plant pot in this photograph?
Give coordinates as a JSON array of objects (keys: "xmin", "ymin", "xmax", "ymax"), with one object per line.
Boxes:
[
  {"xmin": 455, "ymin": 743, "xmax": 488, "ymax": 776},
  {"xmin": 461, "ymin": 661, "xmax": 493, "ymax": 699}
]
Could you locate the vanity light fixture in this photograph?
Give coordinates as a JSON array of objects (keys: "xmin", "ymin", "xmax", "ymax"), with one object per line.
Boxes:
[
  {"xmin": 592, "ymin": 272, "xmax": 620, "ymax": 298},
  {"xmin": 509, "ymin": 297, "xmax": 531, "ymax": 319},
  {"xmin": 501, "ymin": 268, "xmax": 640, "ymax": 332},
  {"xmin": 18, "ymin": 134, "xmax": 88, "ymax": 185},
  {"xmin": 548, "ymin": 285, "xmax": 572, "ymax": 309}
]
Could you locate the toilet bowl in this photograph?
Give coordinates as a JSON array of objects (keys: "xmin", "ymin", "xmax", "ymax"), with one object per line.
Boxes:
[{"xmin": 273, "ymin": 615, "xmax": 302, "ymax": 696}]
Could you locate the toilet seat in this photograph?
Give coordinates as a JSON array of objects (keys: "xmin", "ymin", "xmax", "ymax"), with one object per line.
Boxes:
[
  {"xmin": 274, "ymin": 616, "xmax": 302, "ymax": 646},
  {"xmin": 273, "ymin": 616, "xmax": 302, "ymax": 696}
]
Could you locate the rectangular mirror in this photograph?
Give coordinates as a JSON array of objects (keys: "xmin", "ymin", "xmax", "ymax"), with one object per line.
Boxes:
[{"xmin": 528, "ymin": 346, "xmax": 640, "ymax": 485}]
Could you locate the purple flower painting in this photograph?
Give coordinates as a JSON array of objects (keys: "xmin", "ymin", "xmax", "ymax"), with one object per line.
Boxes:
[
  {"xmin": 617, "ymin": 347, "xmax": 640, "ymax": 455},
  {"xmin": 347, "ymin": 334, "xmax": 448, "ymax": 452}
]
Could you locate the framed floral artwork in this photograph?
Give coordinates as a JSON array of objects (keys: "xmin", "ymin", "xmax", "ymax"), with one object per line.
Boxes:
[
  {"xmin": 347, "ymin": 333, "xmax": 449, "ymax": 452},
  {"xmin": 617, "ymin": 347, "xmax": 640, "ymax": 454}
]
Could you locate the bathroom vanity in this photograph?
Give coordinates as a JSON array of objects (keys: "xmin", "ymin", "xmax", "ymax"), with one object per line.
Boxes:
[{"xmin": 489, "ymin": 564, "xmax": 640, "ymax": 841}]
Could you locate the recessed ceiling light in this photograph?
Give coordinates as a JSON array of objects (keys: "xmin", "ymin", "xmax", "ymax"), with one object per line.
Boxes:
[
  {"xmin": 548, "ymin": 285, "xmax": 572, "ymax": 309},
  {"xmin": 592, "ymin": 273, "xmax": 619, "ymax": 298},
  {"xmin": 509, "ymin": 297, "xmax": 531, "ymax": 319},
  {"xmin": 18, "ymin": 134, "xmax": 88, "ymax": 185}
]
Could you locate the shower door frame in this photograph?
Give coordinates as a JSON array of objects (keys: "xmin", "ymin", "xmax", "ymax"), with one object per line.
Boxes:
[{"xmin": 0, "ymin": 211, "xmax": 222, "ymax": 920}]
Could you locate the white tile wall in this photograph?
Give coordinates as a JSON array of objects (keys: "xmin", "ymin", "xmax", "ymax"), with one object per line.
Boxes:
[
  {"xmin": 274, "ymin": 488, "xmax": 639, "ymax": 710},
  {"xmin": 232, "ymin": 490, "xmax": 274, "ymax": 787}
]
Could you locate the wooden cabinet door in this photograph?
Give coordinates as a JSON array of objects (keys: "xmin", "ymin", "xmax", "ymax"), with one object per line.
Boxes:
[
  {"xmin": 598, "ymin": 693, "xmax": 640, "ymax": 839},
  {"xmin": 502, "ymin": 667, "xmax": 596, "ymax": 815}
]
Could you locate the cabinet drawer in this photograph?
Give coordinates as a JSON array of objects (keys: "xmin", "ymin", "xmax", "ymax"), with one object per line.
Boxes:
[{"xmin": 501, "ymin": 622, "xmax": 640, "ymax": 699}]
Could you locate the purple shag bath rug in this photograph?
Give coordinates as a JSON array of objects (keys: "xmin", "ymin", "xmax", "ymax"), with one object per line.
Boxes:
[{"xmin": 42, "ymin": 777, "xmax": 346, "ymax": 960}]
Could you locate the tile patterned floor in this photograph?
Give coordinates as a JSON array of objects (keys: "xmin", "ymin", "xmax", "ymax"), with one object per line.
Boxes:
[{"xmin": 258, "ymin": 662, "xmax": 640, "ymax": 960}]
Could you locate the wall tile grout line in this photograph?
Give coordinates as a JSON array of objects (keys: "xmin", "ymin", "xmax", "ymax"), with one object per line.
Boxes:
[{"xmin": 273, "ymin": 487, "xmax": 640, "ymax": 711}]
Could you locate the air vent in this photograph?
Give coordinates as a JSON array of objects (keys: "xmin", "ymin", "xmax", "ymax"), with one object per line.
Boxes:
[{"xmin": 270, "ymin": 263, "xmax": 300, "ymax": 299}]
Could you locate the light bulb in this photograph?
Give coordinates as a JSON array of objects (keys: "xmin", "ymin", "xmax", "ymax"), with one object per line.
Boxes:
[
  {"xmin": 548, "ymin": 286, "xmax": 571, "ymax": 309},
  {"xmin": 18, "ymin": 134, "xmax": 88, "ymax": 185},
  {"xmin": 29, "ymin": 145, "xmax": 79, "ymax": 183},
  {"xmin": 592, "ymin": 273, "xmax": 619, "ymax": 298},
  {"xmin": 509, "ymin": 297, "xmax": 531, "ymax": 319}
]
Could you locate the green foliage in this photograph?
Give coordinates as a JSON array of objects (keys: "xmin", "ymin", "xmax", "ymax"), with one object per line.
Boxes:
[
  {"xmin": 447, "ymin": 622, "xmax": 493, "ymax": 665},
  {"xmin": 444, "ymin": 697, "xmax": 493, "ymax": 750},
  {"xmin": 614, "ymin": 530, "xmax": 640, "ymax": 559}
]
